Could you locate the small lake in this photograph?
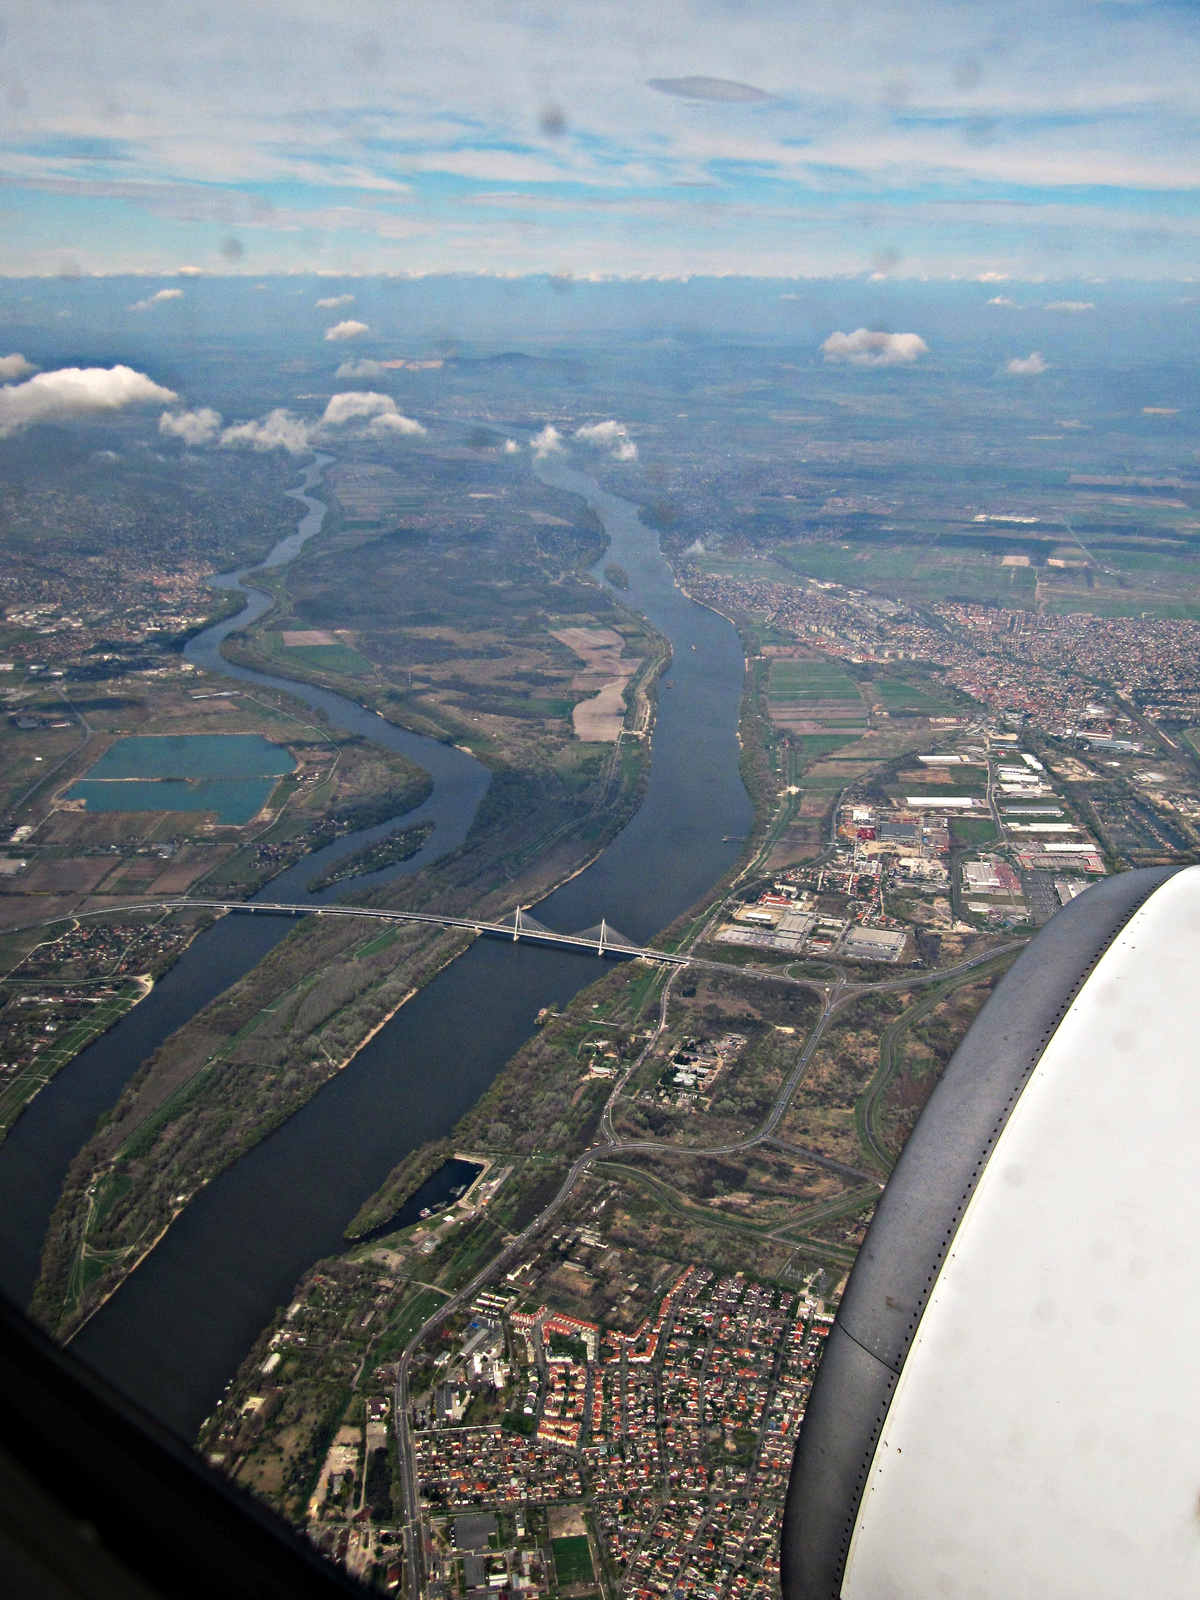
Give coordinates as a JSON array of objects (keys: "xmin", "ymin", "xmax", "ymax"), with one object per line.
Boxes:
[
  {"xmin": 64, "ymin": 733, "xmax": 296, "ymax": 826},
  {"xmin": 357, "ymin": 1157, "xmax": 485, "ymax": 1244}
]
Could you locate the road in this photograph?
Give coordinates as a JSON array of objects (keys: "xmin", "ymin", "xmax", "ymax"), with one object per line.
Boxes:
[
  {"xmin": 4, "ymin": 690, "xmax": 92, "ymax": 826},
  {"xmin": 855, "ymin": 947, "xmax": 1019, "ymax": 1174},
  {"xmin": 2, "ymin": 897, "xmax": 691, "ymax": 967},
  {"xmin": 3, "ymin": 898, "xmax": 1017, "ymax": 1002}
]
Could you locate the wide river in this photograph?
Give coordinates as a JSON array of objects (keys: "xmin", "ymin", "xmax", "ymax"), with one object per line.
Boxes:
[{"xmin": 0, "ymin": 450, "xmax": 752, "ymax": 1439}]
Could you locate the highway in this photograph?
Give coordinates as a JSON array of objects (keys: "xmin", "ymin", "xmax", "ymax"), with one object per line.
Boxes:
[{"xmin": 9, "ymin": 897, "xmax": 691, "ymax": 967}]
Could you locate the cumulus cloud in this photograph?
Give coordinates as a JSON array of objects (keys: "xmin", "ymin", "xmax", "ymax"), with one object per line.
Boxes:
[
  {"xmin": 317, "ymin": 294, "xmax": 354, "ymax": 308},
  {"xmin": 1044, "ymin": 300, "xmax": 1094, "ymax": 312},
  {"xmin": 0, "ymin": 353, "xmax": 36, "ymax": 380},
  {"xmin": 1005, "ymin": 352, "xmax": 1049, "ymax": 375},
  {"xmin": 130, "ymin": 287, "xmax": 184, "ymax": 311},
  {"xmin": 334, "ymin": 358, "xmax": 386, "ymax": 380},
  {"xmin": 531, "ymin": 425, "xmax": 565, "ymax": 458},
  {"xmin": 503, "ymin": 439, "xmax": 520, "ymax": 453},
  {"xmin": 159, "ymin": 406, "xmax": 222, "ymax": 446},
  {"xmin": 318, "ymin": 391, "xmax": 425, "ymax": 437},
  {"xmin": 367, "ymin": 411, "xmax": 426, "ymax": 437},
  {"xmin": 324, "ymin": 319, "xmax": 369, "ymax": 341},
  {"xmin": 219, "ymin": 408, "xmax": 311, "ymax": 455},
  {"xmin": 987, "ymin": 296, "xmax": 1019, "ymax": 306},
  {"xmin": 174, "ymin": 266, "xmax": 203, "ymax": 277},
  {"xmin": 575, "ymin": 419, "xmax": 638, "ymax": 461},
  {"xmin": 0, "ymin": 365, "xmax": 177, "ymax": 439},
  {"xmin": 821, "ymin": 328, "xmax": 928, "ymax": 366}
]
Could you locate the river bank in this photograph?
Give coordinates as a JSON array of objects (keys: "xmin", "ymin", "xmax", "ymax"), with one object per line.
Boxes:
[{"xmin": 7, "ymin": 441, "xmax": 752, "ymax": 1440}]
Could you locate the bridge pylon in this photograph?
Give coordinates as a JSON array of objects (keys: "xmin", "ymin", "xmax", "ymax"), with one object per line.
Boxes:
[{"xmin": 508, "ymin": 906, "xmax": 553, "ymax": 941}]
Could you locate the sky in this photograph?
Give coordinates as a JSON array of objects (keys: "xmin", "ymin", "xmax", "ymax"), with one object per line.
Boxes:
[{"xmin": 0, "ymin": 0, "xmax": 1198, "ymax": 281}]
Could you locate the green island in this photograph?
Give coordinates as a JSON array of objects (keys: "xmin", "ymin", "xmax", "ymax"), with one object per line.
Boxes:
[{"xmin": 308, "ymin": 822, "xmax": 435, "ymax": 891}]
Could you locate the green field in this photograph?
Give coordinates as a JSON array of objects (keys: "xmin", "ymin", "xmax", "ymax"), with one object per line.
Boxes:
[
  {"xmin": 804, "ymin": 772, "xmax": 855, "ymax": 792},
  {"xmin": 798, "ymin": 733, "xmax": 862, "ymax": 760},
  {"xmin": 277, "ymin": 640, "xmax": 374, "ymax": 675},
  {"xmin": 1042, "ymin": 597, "xmax": 1200, "ymax": 620},
  {"xmin": 552, "ymin": 1536, "xmax": 595, "ymax": 1586},
  {"xmin": 769, "ymin": 660, "xmax": 863, "ymax": 703},
  {"xmin": 871, "ymin": 678, "xmax": 959, "ymax": 714},
  {"xmin": 374, "ymin": 1289, "xmax": 445, "ymax": 1359},
  {"xmin": 896, "ymin": 780, "xmax": 987, "ymax": 799},
  {"xmin": 950, "ymin": 816, "xmax": 999, "ymax": 847},
  {"xmin": 775, "ymin": 542, "xmax": 1041, "ymax": 605}
]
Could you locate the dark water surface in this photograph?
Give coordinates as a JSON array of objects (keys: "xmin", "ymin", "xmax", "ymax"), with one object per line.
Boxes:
[
  {"xmin": 7, "ymin": 448, "xmax": 752, "ymax": 1440},
  {"xmin": 357, "ymin": 1157, "xmax": 485, "ymax": 1242}
]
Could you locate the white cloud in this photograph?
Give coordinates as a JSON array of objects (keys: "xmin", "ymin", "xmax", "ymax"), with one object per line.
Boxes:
[
  {"xmin": 159, "ymin": 406, "xmax": 222, "ymax": 446},
  {"xmin": 219, "ymin": 408, "xmax": 311, "ymax": 455},
  {"xmin": 0, "ymin": 365, "xmax": 177, "ymax": 439},
  {"xmin": 976, "ymin": 272, "xmax": 1011, "ymax": 282},
  {"xmin": 821, "ymin": 329, "xmax": 929, "ymax": 366},
  {"xmin": 318, "ymin": 391, "xmax": 425, "ymax": 437},
  {"xmin": 575, "ymin": 419, "xmax": 638, "ymax": 460},
  {"xmin": 1005, "ymin": 352, "xmax": 1049, "ymax": 375},
  {"xmin": 316, "ymin": 294, "xmax": 354, "ymax": 308},
  {"xmin": 174, "ymin": 266, "xmax": 203, "ymax": 276},
  {"xmin": 367, "ymin": 412, "xmax": 426, "ymax": 437},
  {"xmin": 503, "ymin": 439, "xmax": 520, "ymax": 453},
  {"xmin": 987, "ymin": 296, "xmax": 1019, "ymax": 306},
  {"xmin": 6, "ymin": 1, "xmax": 1200, "ymax": 279},
  {"xmin": 334, "ymin": 358, "xmax": 386, "ymax": 380},
  {"xmin": 129, "ymin": 287, "xmax": 184, "ymax": 311},
  {"xmin": 1044, "ymin": 300, "xmax": 1095, "ymax": 312},
  {"xmin": 531, "ymin": 425, "xmax": 565, "ymax": 458},
  {"xmin": 0, "ymin": 354, "xmax": 36, "ymax": 380},
  {"xmin": 324, "ymin": 319, "xmax": 369, "ymax": 341}
]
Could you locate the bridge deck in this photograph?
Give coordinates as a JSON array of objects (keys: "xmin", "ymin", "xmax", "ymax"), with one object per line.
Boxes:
[{"xmin": 83, "ymin": 898, "xmax": 691, "ymax": 965}]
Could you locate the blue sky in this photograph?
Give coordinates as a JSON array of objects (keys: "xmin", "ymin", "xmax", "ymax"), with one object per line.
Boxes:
[{"xmin": 0, "ymin": 0, "xmax": 1198, "ymax": 279}]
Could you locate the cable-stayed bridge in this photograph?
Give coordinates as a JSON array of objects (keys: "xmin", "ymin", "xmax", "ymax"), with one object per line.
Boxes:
[{"xmin": 67, "ymin": 898, "xmax": 690, "ymax": 965}]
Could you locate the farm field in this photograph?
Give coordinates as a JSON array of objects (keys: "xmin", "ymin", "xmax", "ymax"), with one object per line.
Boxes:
[{"xmin": 766, "ymin": 657, "xmax": 869, "ymax": 738}]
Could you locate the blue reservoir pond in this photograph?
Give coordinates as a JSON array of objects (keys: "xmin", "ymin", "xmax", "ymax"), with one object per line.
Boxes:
[{"xmin": 64, "ymin": 734, "xmax": 296, "ymax": 826}]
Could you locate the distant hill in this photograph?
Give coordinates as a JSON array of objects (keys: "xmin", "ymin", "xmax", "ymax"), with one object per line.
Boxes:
[{"xmin": 443, "ymin": 351, "xmax": 586, "ymax": 381}]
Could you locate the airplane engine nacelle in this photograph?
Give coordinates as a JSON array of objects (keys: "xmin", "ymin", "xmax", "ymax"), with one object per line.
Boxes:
[{"xmin": 783, "ymin": 864, "xmax": 1200, "ymax": 1600}]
